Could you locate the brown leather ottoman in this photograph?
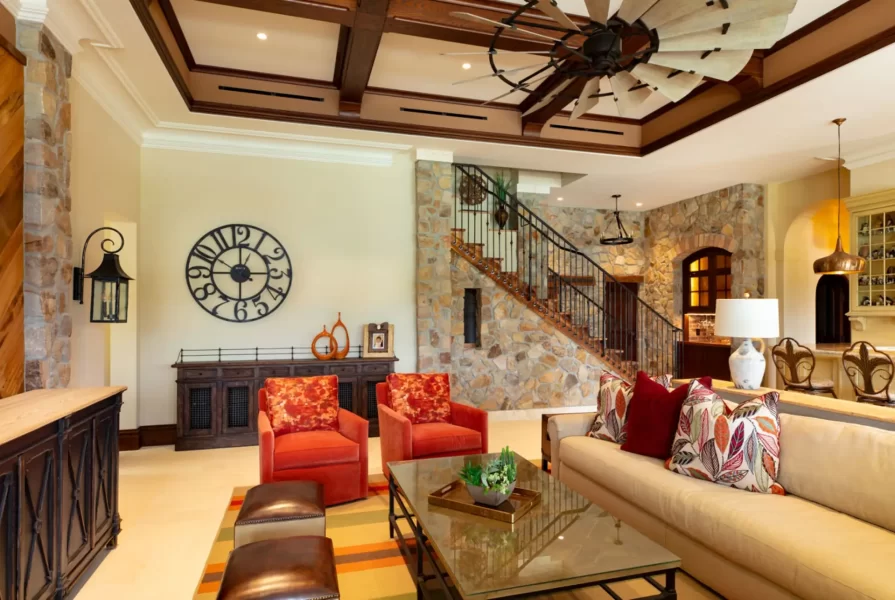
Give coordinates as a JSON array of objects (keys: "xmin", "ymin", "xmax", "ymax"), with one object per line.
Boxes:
[
  {"xmin": 217, "ymin": 536, "xmax": 339, "ymax": 599},
  {"xmin": 234, "ymin": 481, "xmax": 325, "ymax": 548}
]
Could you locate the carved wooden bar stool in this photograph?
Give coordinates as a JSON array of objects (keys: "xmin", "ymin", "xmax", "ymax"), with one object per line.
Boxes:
[
  {"xmin": 842, "ymin": 341, "xmax": 895, "ymax": 406},
  {"xmin": 771, "ymin": 338, "xmax": 837, "ymax": 397}
]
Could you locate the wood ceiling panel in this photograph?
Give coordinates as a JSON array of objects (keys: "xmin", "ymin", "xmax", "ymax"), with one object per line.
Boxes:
[{"xmin": 171, "ymin": 0, "xmax": 341, "ymax": 81}]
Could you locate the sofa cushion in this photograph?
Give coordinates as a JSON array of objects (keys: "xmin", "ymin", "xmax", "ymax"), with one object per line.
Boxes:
[
  {"xmin": 412, "ymin": 423, "xmax": 481, "ymax": 457},
  {"xmin": 622, "ymin": 374, "xmax": 712, "ymax": 459},
  {"xmin": 274, "ymin": 431, "xmax": 359, "ymax": 470},
  {"xmin": 560, "ymin": 435, "xmax": 895, "ymax": 600},
  {"xmin": 666, "ymin": 381, "xmax": 784, "ymax": 495},
  {"xmin": 387, "ymin": 373, "xmax": 451, "ymax": 424},
  {"xmin": 590, "ymin": 372, "xmax": 672, "ymax": 444},
  {"xmin": 778, "ymin": 413, "xmax": 895, "ymax": 533},
  {"xmin": 265, "ymin": 376, "xmax": 339, "ymax": 435}
]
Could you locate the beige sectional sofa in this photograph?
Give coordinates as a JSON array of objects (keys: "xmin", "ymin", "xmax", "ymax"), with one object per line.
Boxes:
[{"xmin": 549, "ymin": 412, "xmax": 895, "ymax": 600}]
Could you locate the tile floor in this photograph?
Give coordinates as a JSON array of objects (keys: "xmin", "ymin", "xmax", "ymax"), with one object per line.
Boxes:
[{"xmin": 76, "ymin": 419, "xmax": 718, "ymax": 600}]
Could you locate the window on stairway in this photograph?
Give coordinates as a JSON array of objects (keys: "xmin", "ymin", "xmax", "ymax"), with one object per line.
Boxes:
[
  {"xmin": 463, "ymin": 289, "xmax": 481, "ymax": 347},
  {"xmin": 683, "ymin": 248, "xmax": 732, "ymax": 313}
]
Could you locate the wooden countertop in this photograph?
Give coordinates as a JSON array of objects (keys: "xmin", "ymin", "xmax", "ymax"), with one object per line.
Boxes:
[
  {"xmin": 805, "ymin": 344, "xmax": 895, "ymax": 358},
  {"xmin": 672, "ymin": 379, "xmax": 895, "ymax": 426},
  {"xmin": 0, "ymin": 387, "xmax": 126, "ymax": 446}
]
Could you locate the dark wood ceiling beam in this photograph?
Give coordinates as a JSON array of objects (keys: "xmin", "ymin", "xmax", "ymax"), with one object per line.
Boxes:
[
  {"xmin": 338, "ymin": 0, "xmax": 390, "ymax": 115},
  {"xmin": 195, "ymin": 0, "xmax": 356, "ymax": 26}
]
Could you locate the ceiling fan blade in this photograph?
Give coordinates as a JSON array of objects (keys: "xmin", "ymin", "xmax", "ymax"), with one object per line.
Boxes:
[
  {"xmin": 648, "ymin": 0, "xmax": 797, "ymax": 38},
  {"xmin": 451, "ymin": 62, "xmax": 547, "ymax": 85},
  {"xmin": 648, "ymin": 49, "xmax": 752, "ymax": 81},
  {"xmin": 482, "ymin": 73, "xmax": 553, "ymax": 104},
  {"xmin": 535, "ymin": 0, "xmax": 580, "ymax": 31},
  {"xmin": 583, "ymin": 0, "xmax": 611, "ymax": 25},
  {"xmin": 657, "ymin": 16, "xmax": 789, "ymax": 51},
  {"xmin": 616, "ymin": 0, "xmax": 661, "ymax": 24},
  {"xmin": 522, "ymin": 78, "xmax": 574, "ymax": 117},
  {"xmin": 610, "ymin": 70, "xmax": 653, "ymax": 117},
  {"xmin": 570, "ymin": 76, "xmax": 603, "ymax": 120},
  {"xmin": 631, "ymin": 63, "xmax": 703, "ymax": 102},
  {"xmin": 440, "ymin": 50, "xmax": 553, "ymax": 56},
  {"xmin": 450, "ymin": 12, "xmax": 561, "ymax": 43}
]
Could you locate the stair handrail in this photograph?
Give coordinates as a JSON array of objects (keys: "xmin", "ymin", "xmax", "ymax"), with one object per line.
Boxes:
[{"xmin": 454, "ymin": 163, "xmax": 681, "ymax": 331}]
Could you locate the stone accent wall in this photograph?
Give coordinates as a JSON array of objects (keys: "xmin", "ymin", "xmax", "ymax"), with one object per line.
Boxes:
[
  {"xmin": 17, "ymin": 24, "xmax": 72, "ymax": 389},
  {"xmin": 449, "ymin": 254, "xmax": 604, "ymax": 409},
  {"xmin": 415, "ymin": 161, "xmax": 453, "ymax": 373},
  {"xmin": 542, "ymin": 205, "xmax": 647, "ymax": 277},
  {"xmin": 643, "ymin": 184, "xmax": 766, "ymax": 323}
]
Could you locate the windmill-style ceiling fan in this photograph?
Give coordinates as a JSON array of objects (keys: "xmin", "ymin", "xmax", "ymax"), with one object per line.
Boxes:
[{"xmin": 448, "ymin": 0, "xmax": 798, "ymax": 118}]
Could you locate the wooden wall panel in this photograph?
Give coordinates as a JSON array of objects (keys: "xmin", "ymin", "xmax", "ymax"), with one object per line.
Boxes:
[{"xmin": 0, "ymin": 47, "xmax": 24, "ymax": 398}]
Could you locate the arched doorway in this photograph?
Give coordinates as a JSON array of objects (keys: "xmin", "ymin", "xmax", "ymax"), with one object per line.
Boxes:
[
  {"xmin": 816, "ymin": 275, "xmax": 850, "ymax": 344},
  {"xmin": 681, "ymin": 247, "xmax": 733, "ymax": 380}
]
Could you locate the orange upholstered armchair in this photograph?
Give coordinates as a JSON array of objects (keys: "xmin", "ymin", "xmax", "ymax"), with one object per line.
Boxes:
[
  {"xmin": 376, "ymin": 374, "xmax": 488, "ymax": 477},
  {"xmin": 258, "ymin": 379, "xmax": 368, "ymax": 506}
]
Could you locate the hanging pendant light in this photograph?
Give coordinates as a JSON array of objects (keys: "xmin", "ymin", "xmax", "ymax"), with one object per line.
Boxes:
[
  {"xmin": 813, "ymin": 118, "xmax": 866, "ymax": 275},
  {"xmin": 600, "ymin": 194, "xmax": 633, "ymax": 246}
]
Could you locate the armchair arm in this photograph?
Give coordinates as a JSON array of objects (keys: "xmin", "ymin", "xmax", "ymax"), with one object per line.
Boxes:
[
  {"xmin": 548, "ymin": 412, "xmax": 595, "ymax": 481},
  {"xmin": 258, "ymin": 411, "xmax": 275, "ymax": 484},
  {"xmin": 377, "ymin": 404, "xmax": 412, "ymax": 477},
  {"xmin": 338, "ymin": 409, "xmax": 369, "ymax": 499},
  {"xmin": 450, "ymin": 402, "xmax": 489, "ymax": 453}
]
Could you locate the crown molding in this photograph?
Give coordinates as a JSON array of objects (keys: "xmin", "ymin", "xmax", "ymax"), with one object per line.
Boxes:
[
  {"xmin": 142, "ymin": 128, "xmax": 404, "ymax": 167},
  {"xmin": 73, "ymin": 58, "xmax": 146, "ymax": 146},
  {"xmin": 0, "ymin": 0, "xmax": 48, "ymax": 22},
  {"xmin": 415, "ymin": 149, "xmax": 453, "ymax": 163},
  {"xmin": 846, "ymin": 147, "xmax": 895, "ymax": 170}
]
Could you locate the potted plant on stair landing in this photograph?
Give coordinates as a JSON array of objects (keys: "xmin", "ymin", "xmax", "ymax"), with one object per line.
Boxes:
[
  {"xmin": 493, "ymin": 171, "xmax": 510, "ymax": 230},
  {"xmin": 459, "ymin": 447, "xmax": 517, "ymax": 506}
]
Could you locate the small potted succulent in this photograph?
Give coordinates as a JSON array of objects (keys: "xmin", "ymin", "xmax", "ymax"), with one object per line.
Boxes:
[{"xmin": 459, "ymin": 447, "xmax": 517, "ymax": 506}]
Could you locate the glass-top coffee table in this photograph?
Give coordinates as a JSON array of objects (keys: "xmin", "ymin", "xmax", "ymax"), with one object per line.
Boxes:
[{"xmin": 388, "ymin": 452, "xmax": 680, "ymax": 599}]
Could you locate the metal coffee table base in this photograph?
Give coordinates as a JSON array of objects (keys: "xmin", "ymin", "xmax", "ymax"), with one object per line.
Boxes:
[{"xmin": 388, "ymin": 474, "xmax": 678, "ymax": 600}]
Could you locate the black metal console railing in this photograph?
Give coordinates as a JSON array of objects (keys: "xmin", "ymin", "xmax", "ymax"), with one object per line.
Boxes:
[{"xmin": 452, "ymin": 163, "xmax": 681, "ymax": 378}]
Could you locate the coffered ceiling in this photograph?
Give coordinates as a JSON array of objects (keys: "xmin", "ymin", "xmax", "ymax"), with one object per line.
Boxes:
[{"xmin": 126, "ymin": 0, "xmax": 894, "ymax": 157}]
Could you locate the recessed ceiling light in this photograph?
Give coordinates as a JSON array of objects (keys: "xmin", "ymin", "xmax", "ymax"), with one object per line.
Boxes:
[
  {"xmin": 558, "ymin": 536, "xmax": 565, "ymax": 540},
  {"xmin": 462, "ymin": 63, "xmax": 471, "ymax": 70},
  {"xmin": 636, "ymin": 202, "xmax": 643, "ymax": 207},
  {"xmin": 257, "ymin": 32, "xmax": 268, "ymax": 40},
  {"xmin": 557, "ymin": 197, "xmax": 564, "ymax": 202}
]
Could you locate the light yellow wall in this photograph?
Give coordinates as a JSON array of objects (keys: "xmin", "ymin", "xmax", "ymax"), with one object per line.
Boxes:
[
  {"xmin": 766, "ymin": 168, "xmax": 849, "ymax": 344},
  {"xmin": 69, "ymin": 80, "xmax": 141, "ymax": 429},
  {"xmin": 137, "ymin": 149, "xmax": 416, "ymax": 426},
  {"xmin": 851, "ymin": 159, "xmax": 895, "ymax": 197}
]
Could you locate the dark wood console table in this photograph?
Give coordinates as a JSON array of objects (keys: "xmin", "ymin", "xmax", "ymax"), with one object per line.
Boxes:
[
  {"xmin": 172, "ymin": 356, "xmax": 399, "ymax": 450},
  {"xmin": 0, "ymin": 387, "xmax": 124, "ymax": 599}
]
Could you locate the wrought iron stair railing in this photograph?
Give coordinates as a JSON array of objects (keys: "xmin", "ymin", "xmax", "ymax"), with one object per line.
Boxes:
[{"xmin": 452, "ymin": 163, "xmax": 682, "ymax": 379}]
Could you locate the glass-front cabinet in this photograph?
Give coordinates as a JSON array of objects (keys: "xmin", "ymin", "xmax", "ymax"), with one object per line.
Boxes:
[{"xmin": 847, "ymin": 189, "xmax": 895, "ymax": 327}]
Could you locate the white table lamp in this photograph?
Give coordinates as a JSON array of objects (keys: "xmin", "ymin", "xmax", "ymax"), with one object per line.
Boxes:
[{"xmin": 715, "ymin": 299, "xmax": 780, "ymax": 390}]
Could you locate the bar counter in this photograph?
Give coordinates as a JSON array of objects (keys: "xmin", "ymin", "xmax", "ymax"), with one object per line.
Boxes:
[{"xmin": 0, "ymin": 386, "xmax": 124, "ymax": 598}]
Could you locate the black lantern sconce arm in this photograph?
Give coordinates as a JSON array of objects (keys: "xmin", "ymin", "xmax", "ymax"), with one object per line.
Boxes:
[{"xmin": 73, "ymin": 227, "xmax": 134, "ymax": 323}]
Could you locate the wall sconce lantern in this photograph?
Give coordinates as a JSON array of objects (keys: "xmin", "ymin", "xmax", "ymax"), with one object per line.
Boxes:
[{"xmin": 73, "ymin": 227, "xmax": 134, "ymax": 323}]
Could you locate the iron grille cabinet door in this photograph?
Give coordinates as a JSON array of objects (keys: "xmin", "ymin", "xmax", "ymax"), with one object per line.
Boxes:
[
  {"xmin": 60, "ymin": 417, "xmax": 93, "ymax": 581},
  {"xmin": 222, "ymin": 380, "xmax": 256, "ymax": 435},
  {"xmin": 0, "ymin": 454, "xmax": 17, "ymax": 600},
  {"xmin": 177, "ymin": 382, "xmax": 220, "ymax": 449}
]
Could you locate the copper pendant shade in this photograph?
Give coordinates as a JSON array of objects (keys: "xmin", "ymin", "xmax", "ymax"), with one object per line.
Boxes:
[{"xmin": 813, "ymin": 118, "xmax": 866, "ymax": 275}]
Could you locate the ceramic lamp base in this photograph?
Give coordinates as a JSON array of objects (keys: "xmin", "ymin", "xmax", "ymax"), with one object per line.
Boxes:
[{"xmin": 729, "ymin": 339, "xmax": 766, "ymax": 390}]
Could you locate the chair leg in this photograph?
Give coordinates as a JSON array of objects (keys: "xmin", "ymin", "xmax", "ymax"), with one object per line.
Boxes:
[{"xmin": 829, "ymin": 389, "xmax": 838, "ymax": 399}]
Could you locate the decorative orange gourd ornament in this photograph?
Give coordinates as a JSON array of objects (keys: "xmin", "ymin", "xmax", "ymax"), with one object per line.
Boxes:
[{"xmin": 311, "ymin": 325, "xmax": 337, "ymax": 360}]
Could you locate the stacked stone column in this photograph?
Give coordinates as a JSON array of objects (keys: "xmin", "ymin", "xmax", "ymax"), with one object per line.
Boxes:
[
  {"xmin": 415, "ymin": 161, "xmax": 454, "ymax": 373},
  {"xmin": 17, "ymin": 24, "xmax": 72, "ymax": 389}
]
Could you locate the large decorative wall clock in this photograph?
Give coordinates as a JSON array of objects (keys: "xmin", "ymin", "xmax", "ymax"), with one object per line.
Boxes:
[{"xmin": 185, "ymin": 224, "xmax": 292, "ymax": 322}]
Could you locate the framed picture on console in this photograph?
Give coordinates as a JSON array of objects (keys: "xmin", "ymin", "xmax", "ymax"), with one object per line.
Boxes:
[{"xmin": 363, "ymin": 322, "xmax": 395, "ymax": 358}]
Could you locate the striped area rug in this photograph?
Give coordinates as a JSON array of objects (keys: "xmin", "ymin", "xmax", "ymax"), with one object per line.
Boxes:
[{"xmin": 193, "ymin": 475, "xmax": 417, "ymax": 600}]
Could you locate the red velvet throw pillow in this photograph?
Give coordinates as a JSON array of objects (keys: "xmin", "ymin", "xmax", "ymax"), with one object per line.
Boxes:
[{"xmin": 621, "ymin": 373, "xmax": 712, "ymax": 459}]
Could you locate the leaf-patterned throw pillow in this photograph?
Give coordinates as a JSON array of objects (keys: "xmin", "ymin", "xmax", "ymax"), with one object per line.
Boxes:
[
  {"xmin": 589, "ymin": 372, "xmax": 672, "ymax": 444},
  {"xmin": 665, "ymin": 380, "xmax": 785, "ymax": 495},
  {"xmin": 265, "ymin": 375, "xmax": 340, "ymax": 436},
  {"xmin": 386, "ymin": 373, "xmax": 452, "ymax": 425}
]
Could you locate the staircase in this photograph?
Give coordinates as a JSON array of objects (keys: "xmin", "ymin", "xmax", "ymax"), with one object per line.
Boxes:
[{"xmin": 451, "ymin": 164, "xmax": 682, "ymax": 381}]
